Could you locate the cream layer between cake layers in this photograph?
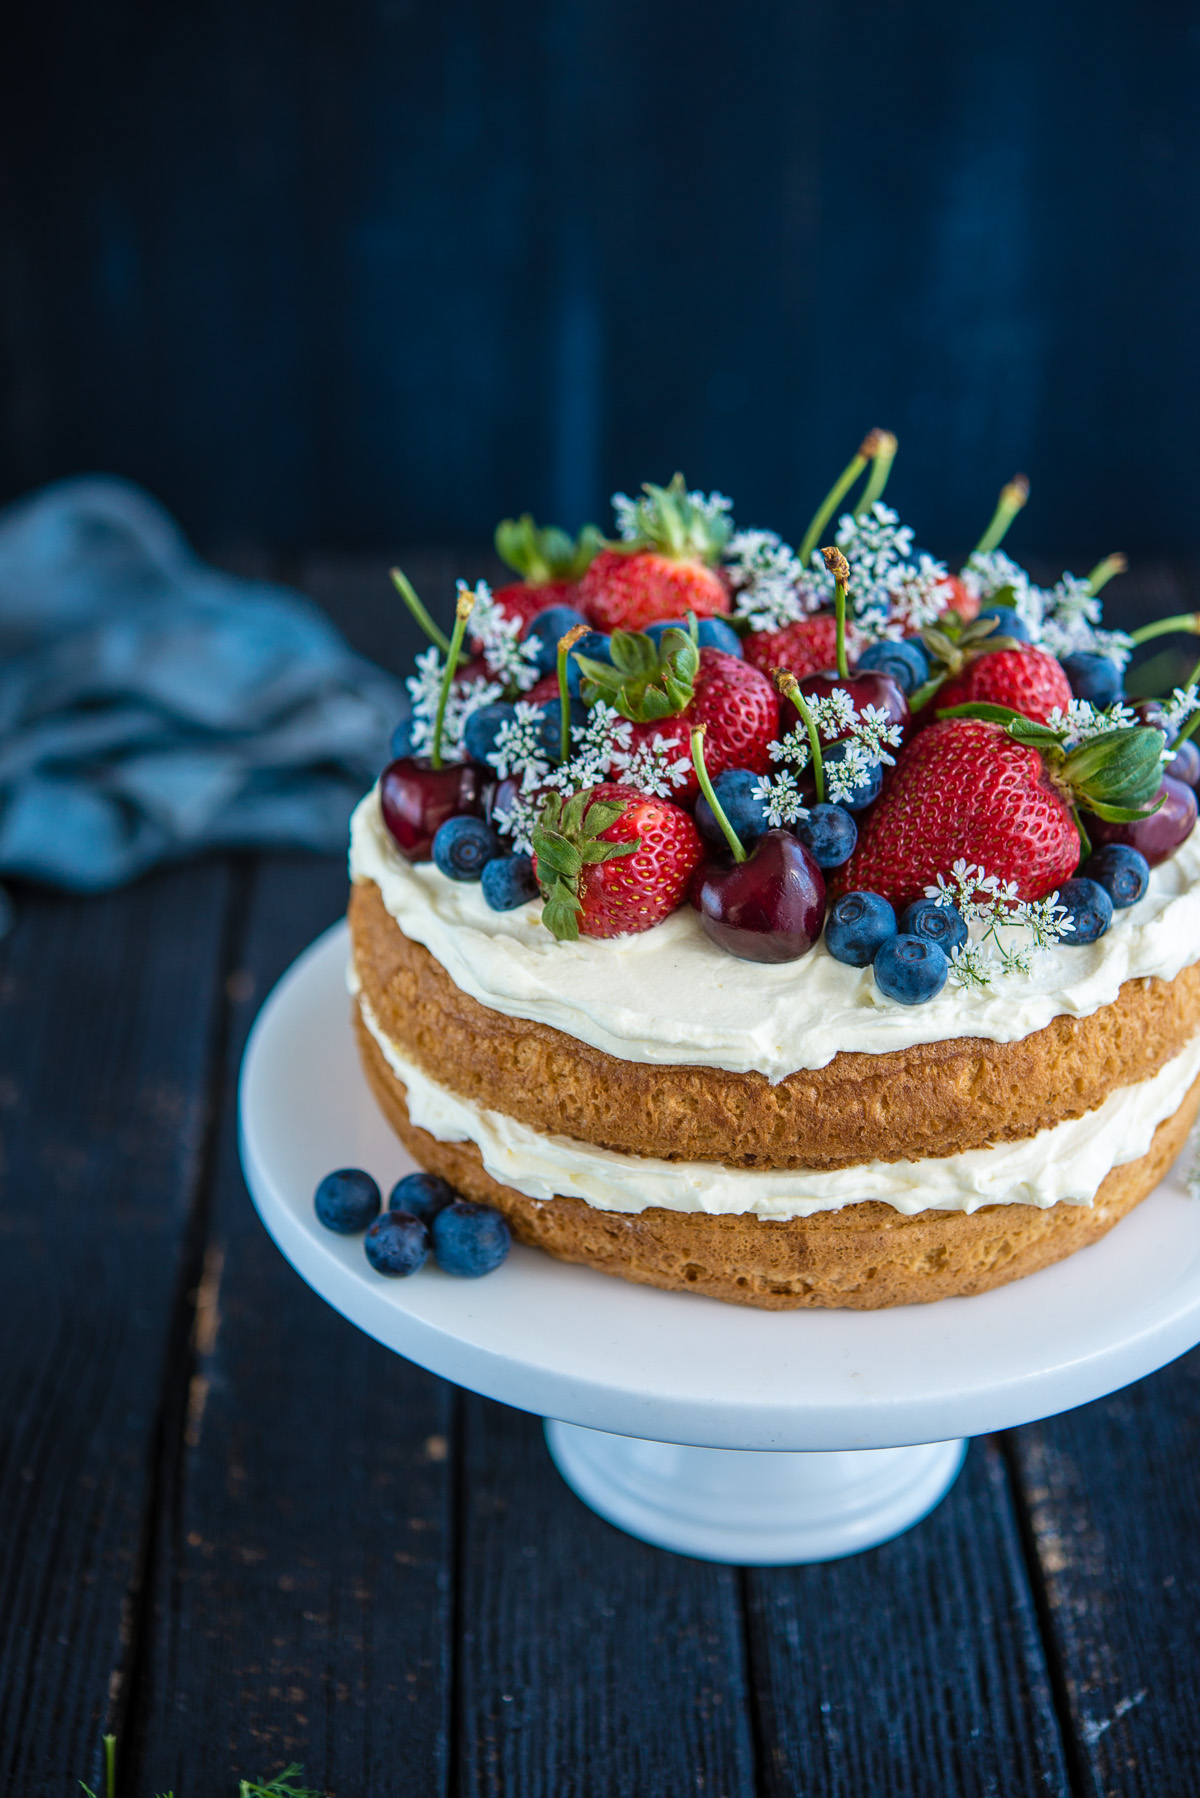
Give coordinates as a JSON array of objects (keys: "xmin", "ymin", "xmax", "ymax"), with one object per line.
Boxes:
[
  {"xmin": 350, "ymin": 969, "xmax": 1200, "ymax": 1222},
  {"xmin": 349, "ymin": 788, "xmax": 1200, "ymax": 1081}
]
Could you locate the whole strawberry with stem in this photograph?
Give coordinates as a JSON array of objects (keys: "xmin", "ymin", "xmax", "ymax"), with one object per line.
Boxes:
[
  {"xmin": 531, "ymin": 783, "xmax": 702, "ymax": 939},
  {"xmin": 580, "ymin": 475, "xmax": 734, "ymax": 632},
  {"xmin": 911, "ymin": 604, "xmax": 1071, "ymax": 725},
  {"xmin": 575, "ymin": 625, "xmax": 778, "ymax": 801},
  {"xmin": 743, "ymin": 612, "xmax": 868, "ymax": 683},
  {"xmin": 836, "ymin": 709, "xmax": 1167, "ymax": 910},
  {"xmin": 489, "ymin": 514, "xmax": 602, "ymax": 634}
]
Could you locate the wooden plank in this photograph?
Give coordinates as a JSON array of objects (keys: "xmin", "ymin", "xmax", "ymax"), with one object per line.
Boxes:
[
  {"xmin": 1009, "ymin": 1351, "xmax": 1200, "ymax": 1798},
  {"xmin": 743, "ymin": 1437, "xmax": 1070, "ymax": 1797},
  {"xmin": 454, "ymin": 1395, "xmax": 757, "ymax": 1798},
  {"xmin": 129, "ymin": 855, "xmax": 455, "ymax": 1796},
  {"xmin": 0, "ymin": 862, "xmax": 233, "ymax": 1797}
]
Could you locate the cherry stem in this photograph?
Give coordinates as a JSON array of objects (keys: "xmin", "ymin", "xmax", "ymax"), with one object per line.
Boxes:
[
  {"xmin": 1072, "ymin": 805, "xmax": 1093, "ymax": 863},
  {"xmin": 854, "ymin": 431, "xmax": 898, "ymax": 518},
  {"xmin": 798, "ymin": 433, "xmax": 881, "ymax": 566},
  {"xmin": 390, "ymin": 566, "xmax": 465, "ymax": 662},
  {"xmin": 690, "ymin": 726, "xmax": 746, "ymax": 863},
  {"xmin": 820, "ymin": 546, "xmax": 852, "ymax": 678},
  {"xmin": 972, "ymin": 475, "xmax": 1030, "ymax": 556},
  {"xmin": 431, "ymin": 590, "xmax": 474, "ymax": 770},
  {"xmin": 1086, "ymin": 552, "xmax": 1127, "ymax": 596},
  {"xmin": 775, "ymin": 671, "xmax": 826, "ymax": 805},
  {"xmin": 1128, "ymin": 611, "xmax": 1200, "ymax": 646},
  {"xmin": 1175, "ymin": 702, "xmax": 1200, "ymax": 746},
  {"xmin": 557, "ymin": 625, "xmax": 587, "ymax": 762}
]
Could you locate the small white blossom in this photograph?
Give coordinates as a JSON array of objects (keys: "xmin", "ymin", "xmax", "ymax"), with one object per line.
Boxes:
[
  {"xmin": 767, "ymin": 725, "xmax": 813, "ymax": 773},
  {"xmin": 541, "ymin": 701, "xmax": 634, "ymax": 797},
  {"xmin": 1043, "ymin": 698, "xmax": 1138, "ymax": 748},
  {"xmin": 929, "ymin": 863, "xmax": 1075, "ymax": 988},
  {"xmin": 948, "ymin": 941, "xmax": 995, "ymax": 992},
  {"xmin": 750, "ymin": 770, "xmax": 809, "ymax": 828},
  {"xmin": 1036, "ymin": 571, "xmax": 1134, "ymax": 669},
  {"xmin": 824, "ymin": 740, "xmax": 875, "ymax": 806},
  {"xmin": 488, "ymin": 701, "xmax": 554, "ymax": 789},
  {"xmin": 836, "ymin": 503, "xmax": 914, "ymax": 585},
  {"xmin": 405, "ymin": 645, "xmax": 503, "ymax": 761},
  {"xmin": 874, "ymin": 554, "xmax": 955, "ymax": 635},
  {"xmin": 728, "ymin": 528, "xmax": 829, "ymax": 630},
  {"xmin": 612, "ymin": 486, "xmax": 733, "ymax": 542},
  {"xmin": 1161, "ymin": 685, "xmax": 1200, "ymax": 735},
  {"xmin": 806, "ymin": 688, "xmax": 860, "ymax": 739},
  {"xmin": 610, "ymin": 733, "xmax": 692, "ymax": 797},
  {"xmin": 465, "ymin": 579, "xmax": 543, "ymax": 693},
  {"xmin": 491, "ymin": 789, "xmax": 543, "ymax": 855}
]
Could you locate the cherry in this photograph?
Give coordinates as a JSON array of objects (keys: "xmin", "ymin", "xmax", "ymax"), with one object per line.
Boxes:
[
  {"xmin": 1131, "ymin": 699, "xmax": 1177, "ymax": 745},
  {"xmin": 1088, "ymin": 775, "xmax": 1198, "ymax": 868},
  {"xmin": 692, "ymin": 830, "xmax": 826, "ymax": 963},
  {"xmin": 798, "ymin": 668, "xmax": 910, "ymax": 741},
  {"xmin": 380, "ymin": 757, "xmax": 487, "ymax": 862}
]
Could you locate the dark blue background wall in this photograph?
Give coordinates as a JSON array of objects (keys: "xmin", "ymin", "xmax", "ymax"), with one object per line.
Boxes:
[{"xmin": 3, "ymin": 0, "xmax": 1200, "ymax": 559}]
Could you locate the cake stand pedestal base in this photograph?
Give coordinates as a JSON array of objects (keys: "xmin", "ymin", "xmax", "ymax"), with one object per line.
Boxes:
[{"xmin": 544, "ymin": 1422, "xmax": 966, "ymax": 1563}]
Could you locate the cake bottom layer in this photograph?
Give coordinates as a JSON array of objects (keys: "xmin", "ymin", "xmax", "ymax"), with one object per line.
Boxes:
[{"xmin": 355, "ymin": 1015, "xmax": 1200, "ymax": 1310}]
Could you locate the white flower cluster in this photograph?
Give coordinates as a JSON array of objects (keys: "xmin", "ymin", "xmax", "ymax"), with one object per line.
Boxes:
[
  {"xmin": 1043, "ymin": 698, "xmax": 1138, "ymax": 748},
  {"xmin": 926, "ymin": 859, "xmax": 1075, "ymax": 989},
  {"xmin": 1161, "ymin": 685, "xmax": 1200, "ymax": 736},
  {"xmin": 750, "ymin": 690, "xmax": 903, "ymax": 821},
  {"xmin": 405, "ymin": 646, "xmax": 502, "ymax": 762},
  {"xmin": 727, "ymin": 529, "xmax": 829, "ymax": 632},
  {"xmin": 464, "ymin": 579, "xmax": 543, "ymax": 693},
  {"xmin": 836, "ymin": 505, "xmax": 954, "ymax": 642},
  {"xmin": 961, "ymin": 554, "xmax": 1135, "ymax": 669},
  {"xmin": 612, "ymin": 486, "xmax": 733, "ymax": 543}
]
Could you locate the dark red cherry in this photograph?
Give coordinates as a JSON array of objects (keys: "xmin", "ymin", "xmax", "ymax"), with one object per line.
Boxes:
[
  {"xmin": 379, "ymin": 757, "xmax": 487, "ymax": 862},
  {"xmin": 1088, "ymin": 775, "xmax": 1198, "ymax": 868},
  {"xmin": 1131, "ymin": 699, "xmax": 1177, "ymax": 745},
  {"xmin": 693, "ymin": 830, "xmax": 826, "ymax": 963},
  {"xmin": 797, "ymin": 669, "xmax": 910, "ymax": 742}
]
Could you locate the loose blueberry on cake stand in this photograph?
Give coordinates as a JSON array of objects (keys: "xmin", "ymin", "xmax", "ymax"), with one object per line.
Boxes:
[{"xmin": 239, "ymin": 922, "xmax": 1200, "ymax": 1565}]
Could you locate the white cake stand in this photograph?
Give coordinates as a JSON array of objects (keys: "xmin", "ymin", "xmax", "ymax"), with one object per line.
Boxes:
[{"xmin": 238, "ymin": 923, "xmax": 1200, "ymax": 1564}]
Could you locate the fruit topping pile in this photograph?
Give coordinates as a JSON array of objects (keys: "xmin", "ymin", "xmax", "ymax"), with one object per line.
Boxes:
[{"xmin": 375, "ymin": 437, "xmax": 1200, "ymax": 1003}]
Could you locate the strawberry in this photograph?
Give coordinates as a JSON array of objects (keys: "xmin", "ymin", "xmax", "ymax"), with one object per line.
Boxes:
[
  {"xmin": 488, "ymin": 514, "xmax": 602, "ymax": 636},
  {"xmin": 935, "ymin": 646, "xmax": 1072, "ymax": 725},
  {"xmin": 532, "ymin": 783, "xmax": 702, "ymax": 939},
  {"xmin": 742, "ymin": 613, "xmax": 865, "ymax": 683},
  {"xmin": 836, "ymin": 719, "xmax": 1081, "ymax": 909},
  {"xmin": 941, "ymin": 573, "xmax": 979, "ymax": 622},
  {"xmin": 580, "ymin": 475, "xmax": 733, "ymax": 632},
  {"xmin": 575, "ymin": 632, "xmax": 778, "ymax": 802}
]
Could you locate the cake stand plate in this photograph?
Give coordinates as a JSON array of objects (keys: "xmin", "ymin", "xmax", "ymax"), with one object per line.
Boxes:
[{"xmin": 239, "ymin": 923, "xmax": 1200, "ymax": 1564}]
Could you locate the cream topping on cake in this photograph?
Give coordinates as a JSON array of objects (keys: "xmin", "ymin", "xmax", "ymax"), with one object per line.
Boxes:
[
  {"xmin": 350, "ymin": 785, "xmax": 1200, "ymax": 1080},
  {"xmin": 352, "ymin": 976, "xmax": 1200, "ymax": 1218}
]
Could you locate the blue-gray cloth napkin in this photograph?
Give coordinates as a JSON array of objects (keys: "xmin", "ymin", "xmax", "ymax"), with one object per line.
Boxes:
[{"xmin": 0, "ymin": 477, "xmax": 404, "ymax": 891}]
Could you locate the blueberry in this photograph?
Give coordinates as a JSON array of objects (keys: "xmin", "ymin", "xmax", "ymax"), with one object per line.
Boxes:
[
  {"xmin": 432, "ymin": 816, "xmax": 502, "ymax": 881},
  {"xmin": 825, "ymin": 891, "xmax": 897, "ymax": 966},
  {"xmin": 314, "ymin": 1168, "xmax": 381, "ymax": 1235},
  {"xmin": 977, "ymin": 605, "xmax": 1032, "ymax": 643},
  {"xmin": 1055, "ymin": 876, "xmax": 1114, "ymax": 944},
  {"xmin": 463, "ymin": 701, "xmax": 516, "ymax": 766},
  {"xmin": 873, "ymin": 935, "xmax": 950, "ymax": 1004},
  {"xmin": 696, "ymin": 617, "xmax": 743, "ymax": 656},
  {"xmin": 364, "ymin": 1210, "xmax": 430, "ymax": 1276},
  {"xmin": 796, "ymin": 803, "xmax": 857, "ymax": 868},
  {"xmin": 856, "ymin": 638, "xmax": 930, "ymax": 695},
  {"xmin": 525, "ymin": 605, "xmax": 590, "ymax": 676},
  {"xmin": 388, "ymin": 1171, "xmax": 458, "ymax": 1222},
  {"xmin": 573, "ymin": 629, "xmax": 612, "ymax": 664},
  {"xmin": 694, "ymin": 768, "xmax": 772, "ymax": 848},
  {"xmin": 644, "ymin": 618, "xmax": 691, "ymax": 649},
  {"xmin": 1171, "ymin": 737, "xmax": 1200, "ymax": 787},
  {"xmin": 533, "ymin": 697, "xmax": 587, "ymax": 757},
  {"xmin": 390, "ymin": 716, "xmax": 417, "ymax": 758},
  {"xmin": 482, "ymin": 851, "xmax": 539, "ymax": 910},
  {"xmin": 1081, "ymin": 844, "xmax": 1150, "ymax": 910},
  {"xmin": 898, "ymin": 897, "xmax": 968, "ymax": 953},
  {"xmin": 1060, "ymin": 651, "xmax": 1124, "ymax": 708},
  {"xmin": 432, "ymin": 1200, "xmax": 512, "ymax": 1277},
  {"xmin": 824, "ymin": 741, "xmax": 883, "ymax": 811}
]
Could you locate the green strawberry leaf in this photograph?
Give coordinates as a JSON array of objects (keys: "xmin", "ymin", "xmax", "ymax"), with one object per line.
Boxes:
[
  {"xmin": 495, "ymin": 514, "xmax": 602, "ymax": 582},
  {"xmin": 1065, "ymin": 726, "xmax": 1166, "ymax": 808},
  {"xmin": 576, "ymin": 627, "xmax": 699, "ymax": 722},
  {"xmin": 531, "ymin": 831, "xmax": 582, "ymax": 880},
  {"xmin": 541, "ymin": 878, "xmax": 582, "ymax": 941},
  {"xmin": 1081, "ymin": 794, "xmax": 1167, "ymax": 822}
]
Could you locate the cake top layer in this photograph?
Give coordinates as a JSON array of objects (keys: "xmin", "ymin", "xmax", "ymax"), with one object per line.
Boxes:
[{"xmin": 351, "ymin": 786, "xmax": 1200, "ymax": 1081}]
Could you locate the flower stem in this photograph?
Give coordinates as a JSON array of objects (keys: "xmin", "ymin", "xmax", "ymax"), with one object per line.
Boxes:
[
  {"xmin": 1128, "ymin": 611, "xmax": 1200, "ymax": 646},
  {"xmin": 821, "ymin": 546, "xmax": 852, "ymax": 678},
  {"xmin": 1086, "ymin": 552, "xmax": 1127, "ymax": 595},
  {"xmin": 775, "ymin": 671, "xmax": 826, "ymax": 804},
  {"xmin": 797, "ymin": 431, "xmax": 883, "ymax": 566},
  {"xmin": 557, "ymin": 625, "xmax": 587, "ymax": 762},
  {"xmin": 972, "ymin": 474, "xmax": 1030, "ymax": 556},
  {"xmin": 1072, "ymin": 805, "xmax": 1093, "ymax": 863},
  {"xmin": 690, "ymin": 726, "xmax": 746, "ymax": 862},
  {"xmin": 854, "ymin": 430, "xmax": 898, "ymax": 517},
  {"xmin": 431, "ymin": 589, "xmax": 474, "ymax": 770}
]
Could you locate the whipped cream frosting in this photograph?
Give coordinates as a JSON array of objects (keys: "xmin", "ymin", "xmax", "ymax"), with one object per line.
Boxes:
[
  {"xmin": 350, "ymin": 786, "xmax": 1200, "ymax": 1080},
  {"xmin": 353, "ymin": 979, "xmax": 1200, "ymax": 1217}
]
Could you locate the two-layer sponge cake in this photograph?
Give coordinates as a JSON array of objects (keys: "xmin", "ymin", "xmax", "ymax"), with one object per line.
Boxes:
[{"xmin": 347, "ymin": 789, "xmax": 1200, "ymax": 1310}]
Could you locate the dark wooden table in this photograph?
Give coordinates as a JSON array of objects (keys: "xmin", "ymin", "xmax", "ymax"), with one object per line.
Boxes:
[{"xmin": 4, "ymin": 556, "xmax": 1200, "ymax": 1798}]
